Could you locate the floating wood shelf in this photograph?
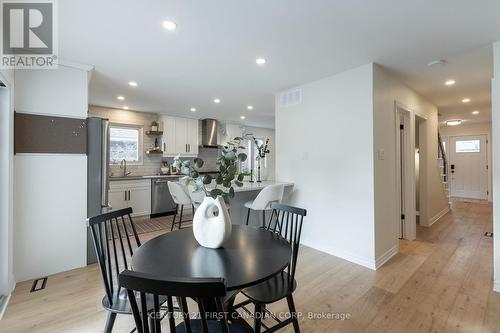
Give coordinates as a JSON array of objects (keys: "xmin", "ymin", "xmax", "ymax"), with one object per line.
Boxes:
[
  {"xmin": 146, "ymin": 131, "xmax": 163, "ymax": 136},
  {"xmin": 146, "ymin": 149, "xmax": 163, "ymax": 155}
]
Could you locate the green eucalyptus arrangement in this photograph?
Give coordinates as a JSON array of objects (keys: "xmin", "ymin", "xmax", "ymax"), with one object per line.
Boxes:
[{"xmin": 172, "ymin": 137, "xmax": 248, "ymax": 202}]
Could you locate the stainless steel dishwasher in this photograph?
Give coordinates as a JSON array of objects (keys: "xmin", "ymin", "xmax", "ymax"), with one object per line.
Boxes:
[{"xmin": 151, "ymin": 177, "xmax": 178, "ymax": 217}]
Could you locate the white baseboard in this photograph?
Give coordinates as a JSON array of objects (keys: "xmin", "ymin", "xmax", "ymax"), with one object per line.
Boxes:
[
  {"xmin": 426, "ymin": 205, "xmax": 451, "ymax": 227},
  {"xmin": 375, "ymin": 245, "xmax": 399, "ymax": 269},
  {"xmin": 300, "ymin": 240, "xmax": 377, "ymax": 270},
  {"xmin": 0, "ymin": 294, "xmax": 11, "ymax": 320},
  {"xmin": 494, "ymin": 281, "xmax": 500, "ymax": 293}
]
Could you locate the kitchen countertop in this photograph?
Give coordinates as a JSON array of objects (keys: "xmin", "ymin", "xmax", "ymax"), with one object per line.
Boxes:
[
  {"xmin": 109, "ymin": 177, "xmax": 293, "ymax": 193},
  {"xmin": 109, "ymin": 171, "xmax": 221, "ymax": 181},
  {"xmin": 109, "ymin": 174, "xmax": 183, "ymax": 181},
  {"xmin": 207, "ymin": 180, "xmax": 294, "ymax": 193}
]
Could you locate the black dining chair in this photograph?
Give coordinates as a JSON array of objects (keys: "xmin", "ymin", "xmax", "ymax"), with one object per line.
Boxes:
[
  {"xmin": 119, "ymin": 270, "xmax": 254, "ymax": 333},
  {"xmin": 235, "ymin": 203, "xmax": 307, "ymax": 333},
  {"xmin": 87, "ymin": 207, "xmax": 170, "ymax": 333}
]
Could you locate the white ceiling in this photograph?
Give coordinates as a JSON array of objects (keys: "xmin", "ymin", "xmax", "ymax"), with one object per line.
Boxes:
[{"xmin": 59, "ymin": 0, "xmax": 500, "ymax": 128}]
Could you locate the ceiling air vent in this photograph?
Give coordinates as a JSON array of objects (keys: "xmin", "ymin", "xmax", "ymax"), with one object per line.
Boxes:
[{"xmin": 279, "ymin": 88, "xmax": 302, "ymax": 107}]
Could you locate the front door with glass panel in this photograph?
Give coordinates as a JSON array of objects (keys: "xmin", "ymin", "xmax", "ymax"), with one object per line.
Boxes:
[{"xmin": 449, "ymin": 135, "xmax": 488, "ymax": 200}]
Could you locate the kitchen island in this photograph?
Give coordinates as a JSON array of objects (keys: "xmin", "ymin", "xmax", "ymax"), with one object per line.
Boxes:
[{"xmin": 210, "ymin": 180, "xmax": 294, "ymax": 226}]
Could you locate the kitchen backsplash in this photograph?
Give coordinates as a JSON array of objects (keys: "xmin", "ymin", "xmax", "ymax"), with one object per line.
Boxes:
[{"xmin": 88, "ymin": 106, "xmax": 219, "ymax": 176}]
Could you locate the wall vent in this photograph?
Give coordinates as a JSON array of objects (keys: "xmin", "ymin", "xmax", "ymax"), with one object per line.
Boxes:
[
  {"xmin": 30, "ymin": 277, "xmax": 48, "ymax": 292},
  {"xmin": 279, "ymin": 88, "xmax": 302, "ymax": 107}
]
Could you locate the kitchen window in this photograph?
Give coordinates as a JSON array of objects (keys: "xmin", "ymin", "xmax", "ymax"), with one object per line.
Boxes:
[{"xmin": 109, "ymin": 125, "xmax": 143, "ymax": 164}]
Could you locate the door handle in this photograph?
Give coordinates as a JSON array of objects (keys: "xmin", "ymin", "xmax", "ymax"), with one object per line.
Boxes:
[
  {"xmin": 125, "ymin": 190, "xmax": 127, "ymax": 201},
  {"xmin": 163, "ymin": 143, "xmax": 166, "ymax": 152},
  {"xmin": 188, "ymin": 144, "xmax": 190, "ymax": 152},
  {"xmin": 128, "ymin": 190, "xmax": 131, "ymax": 201}
]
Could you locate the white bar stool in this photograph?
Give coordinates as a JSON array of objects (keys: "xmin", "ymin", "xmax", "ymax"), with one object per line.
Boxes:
[
  {"xmin": 168, "ymin": 181, "xmax": 194, "ymax": 231},
  {"xmin": 244, "ymin": 184, "xmax": 285, "ymax": 227},
  {"xmin": 189, "ymin": 189, "xmax": 206, "ymax": 210}
]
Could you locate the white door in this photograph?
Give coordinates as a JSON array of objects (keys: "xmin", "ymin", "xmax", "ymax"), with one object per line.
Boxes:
[{"xmin": 449, "ymin": 135, "xmax": 488, "ymax": 200}]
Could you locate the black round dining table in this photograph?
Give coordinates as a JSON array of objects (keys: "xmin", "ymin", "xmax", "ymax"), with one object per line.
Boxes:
[{"xmin": 131, "ymin": 225, "xmax": 292, "ymax": 291}]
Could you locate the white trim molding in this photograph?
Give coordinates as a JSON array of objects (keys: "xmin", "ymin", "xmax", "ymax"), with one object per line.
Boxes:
[
  {"xmin": 494, "ymin": 280, "xmax": 500, "ymax": 293},
  {"xmin": 375, "ymin": 245, "xmax": 399, "ymax": 269},
  {"xmin": 426, "ymin": 205, "xmax": 451, "ymax": 227},
  {"xmin": 0, "ymin": 294, "xmax": 11, "ymax": 320},
  {"xmin": 301, "ymin": 240, "xmax": 378, "ymax": 271}
]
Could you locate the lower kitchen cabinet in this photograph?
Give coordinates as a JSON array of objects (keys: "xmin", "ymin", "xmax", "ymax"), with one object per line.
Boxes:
[{"xmin": 109, "ymin": 179, "xmax": 151, "ymax": 216}]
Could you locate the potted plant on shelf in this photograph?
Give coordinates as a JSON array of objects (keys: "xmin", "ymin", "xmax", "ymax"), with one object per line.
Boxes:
[
  {"xmin": 151, "ymin": 120, "xmax": 159, "ymax": 132},
  {"xmin": 172, "ymin": 137, "xmax": 247, "ymax": 248}
]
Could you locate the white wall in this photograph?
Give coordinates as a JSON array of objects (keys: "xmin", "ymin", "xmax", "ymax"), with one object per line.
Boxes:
[
  {"xmin": 0, "ymin": 70, "xmax": 15, "ymax": 296},
  {"xmin": 492, "ymin": 41, "xmax": 500, "ymax": 292},
  {"xmin": 276, "ymin": 64, "xmax": 376, "ymax": 269},
  {"xmin": 440, "ymin": 122, "xmax": 492, "ymax": 201},
  {"xmin": 13, "ymin": 65, "xmax": 90, "ymax": 282},
  {"xmin": 373, "ymin": 64, "xmax": 449, "ymax": 261}
]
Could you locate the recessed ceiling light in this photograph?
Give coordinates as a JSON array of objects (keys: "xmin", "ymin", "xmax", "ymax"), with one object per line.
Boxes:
[
  {"xmin": 213, "ymin": 98, "xmax": 221, "ymax": 104},
  {"xmin": 117, "ymin": 96, "xmax": 125, "ymax": 101},
  {"xmin": 472, "ymin": 110, "xmax": 479, "ymax": 115},
  {"xmin": 190, "ymin": 107, "xmax": 196, "ymax": 112},
  {"xmin": 162, "ymin": 20, "xmax": 177, "ymax": 31},
  {"xmin": 255, "ymin": 58, "xmax": 266, "ymax": 65},
  {"xmin": 445, "ymin": 80, "xmax": 455, "ymax": 86},
  {"xmin": 123, "ymin": 106, "xmax": 129, "ymax": 110},
  {"xmin": 128, "ymin": 81, "xmax": 138, "ymax": 87},
  {"xmin": 462, "ymin": 98, "xmax": 471, "ymax": 103},
  {"xmin": 240, "ymin": 116, "xmax": 246, "ymax": 120},
  {"xmin": 247, "ymin": 105, "xmax": 254, "ymax": 110},
  {"xmin": 446, "ymin": 119, "xmax": 462, "ymax": 126}
]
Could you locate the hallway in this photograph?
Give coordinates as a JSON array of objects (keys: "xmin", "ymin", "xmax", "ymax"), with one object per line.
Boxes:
[{"xmin": 0, "ymin": 201, "xmax": 497, "ymax": 332}]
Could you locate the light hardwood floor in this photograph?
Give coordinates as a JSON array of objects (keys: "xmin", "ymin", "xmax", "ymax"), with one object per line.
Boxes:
[{"xmin": 0, "ymin": 201, "xmax": 498, "ymax": 332}]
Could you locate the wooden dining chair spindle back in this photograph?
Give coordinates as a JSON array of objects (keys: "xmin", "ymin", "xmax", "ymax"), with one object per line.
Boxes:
[
  {"xmin": 87, "ymin": 207, "xmax": 142, "ymax": 332},
  {"xmin": 266, "ymin": 203, "xmax": 307, "ymax": 282},
  {"xmin": 119, "ymin": 270, "xmax": 253, "ymax": 333}
]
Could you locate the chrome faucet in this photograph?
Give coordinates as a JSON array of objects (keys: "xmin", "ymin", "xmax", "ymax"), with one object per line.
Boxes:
[{"xmin": 120, "ymin": 159, "xmax": 131, "ymax": 177}]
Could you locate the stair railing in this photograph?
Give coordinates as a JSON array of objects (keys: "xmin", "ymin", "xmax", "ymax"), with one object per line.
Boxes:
[{"xmin": 437, "ymin": 132, "xmax": 448, "ymax": 183}]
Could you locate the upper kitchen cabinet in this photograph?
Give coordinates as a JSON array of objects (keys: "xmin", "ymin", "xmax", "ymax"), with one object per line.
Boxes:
[
  {"xmin": 161, "ymin": 116, "xmax": 199, "ymax": 157},
  {"xmin": 186, "ymin": 118, "xmax": 199, "ymax": 155}
]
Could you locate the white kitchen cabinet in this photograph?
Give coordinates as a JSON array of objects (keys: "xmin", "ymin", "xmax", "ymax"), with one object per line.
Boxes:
[
  {"xmin": 161, "ymin": 116, "xmax": 199, "ymax": 157},
  {"xmin": 128, "ymin": 186, "xmax": 151, "ymax": 216},
  {"xmin": 186, "ymin": 118, "xmax": 199, "ymax": 155},
  {"xmin": 109, "ymin": 179, "xmax": 151, "ymax": 217},
  {"xmin": 108, "ymin": 187, "xmax": 128, "ymax": 212},
  {"xmin": 174, "ymin": 117, "xmax": 188, "ymax": 154},
  {"xmin": 162, "ymin": 116, "xmax": 176, "ymax": 156}
]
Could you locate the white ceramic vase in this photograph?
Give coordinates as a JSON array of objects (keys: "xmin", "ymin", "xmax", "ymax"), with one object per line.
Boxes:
[{"xmin": 193, "ymin": 196, "xmax": 232, "ymax": 249}]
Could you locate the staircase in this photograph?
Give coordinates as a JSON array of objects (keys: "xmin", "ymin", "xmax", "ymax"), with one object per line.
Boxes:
[{"xmin": 437, "ymin": 132, "xmax": 450, "ymax": 198}]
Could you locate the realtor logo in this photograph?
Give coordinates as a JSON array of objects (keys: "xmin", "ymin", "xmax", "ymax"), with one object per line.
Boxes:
[{"xmin": 1, "ymin": 0, "xmax": 58, "ymax": 69}]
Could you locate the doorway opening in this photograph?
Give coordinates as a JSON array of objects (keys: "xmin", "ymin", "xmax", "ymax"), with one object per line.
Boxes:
[
  {"xmin": 395, "ymin": 103, "xmax": 428, "ymax": 241},
  {"xmin": 415, "ymin": 115, "xmax": 426, "ymax": 227},
  {"xmin": 396, "ymin": 104, "xmax": 416, "ymax": 240},
  {"xmin": 0, "ymin": 76, "xmax": 14, "ymax": 314}
]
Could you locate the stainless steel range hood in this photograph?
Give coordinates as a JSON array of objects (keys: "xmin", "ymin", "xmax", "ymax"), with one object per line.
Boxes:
[{"xmin": 201, "ymin": 119, "xmax": 219, "ymax": 147}]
